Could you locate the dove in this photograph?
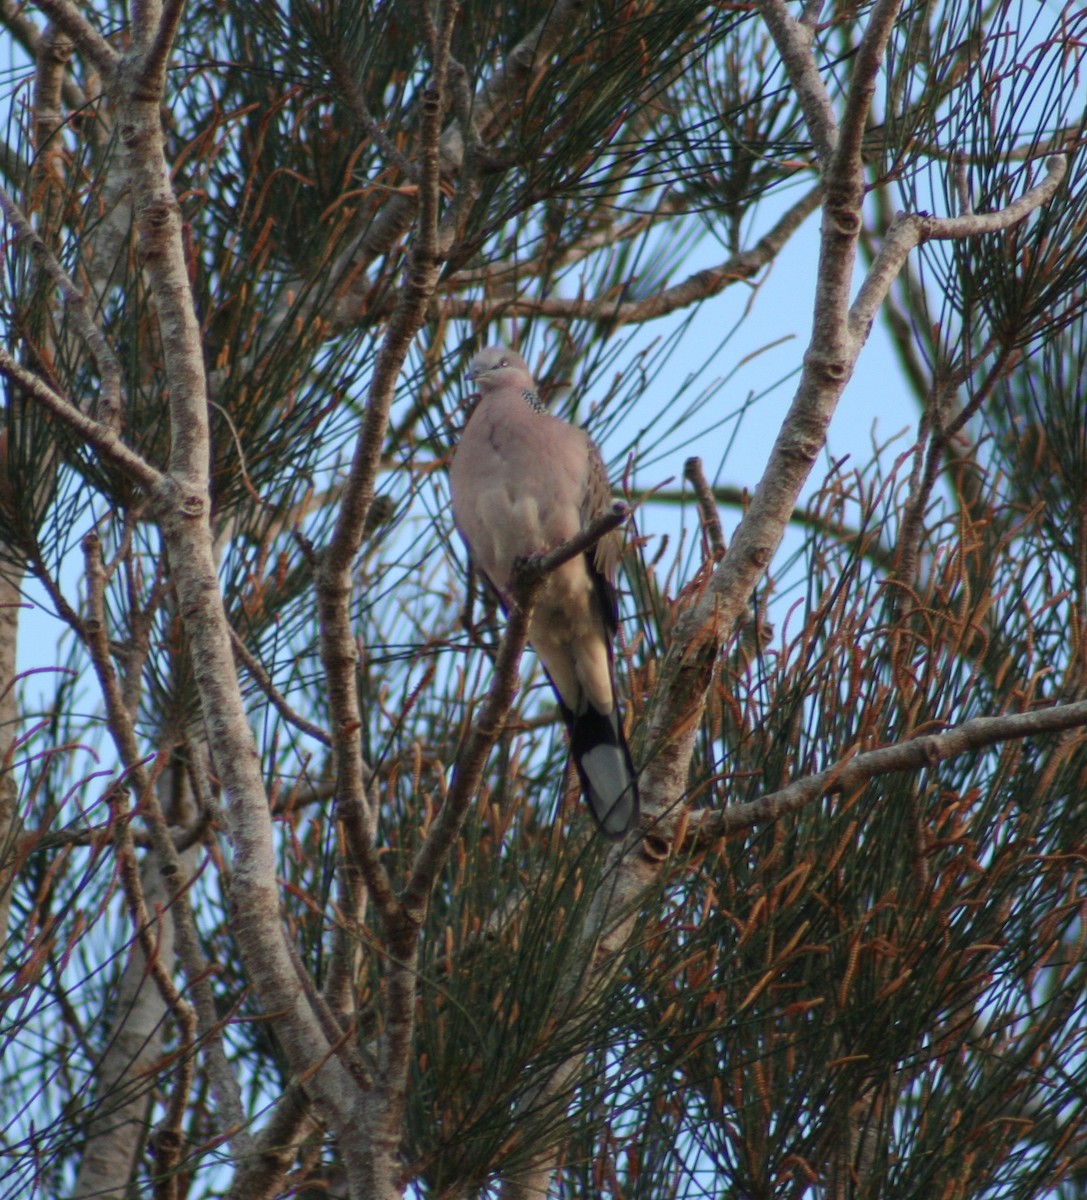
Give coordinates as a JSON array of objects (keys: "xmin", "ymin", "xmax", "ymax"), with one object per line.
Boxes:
[{"xmin": 450, "ymin": 347, "xmax": 638, "ymax": 839}]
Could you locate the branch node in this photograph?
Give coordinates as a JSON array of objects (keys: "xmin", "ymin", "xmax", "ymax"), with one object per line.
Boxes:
[{"xmin": 827, "ymin": 206, "xmax": 862, "ymax": 236}]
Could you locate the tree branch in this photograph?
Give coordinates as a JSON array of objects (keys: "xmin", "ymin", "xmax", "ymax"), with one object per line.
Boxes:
[
  {"xmin": 26, "ymin": 0, "xmax": 116, "ymax": 75},
  {"xmin": 1, "ymin": 1, "xmax": 86, "ymax": 115},
  {"xmin": 224, "ymin": 1085, "xmax": 317, "ymax": 1200},
  {"xmin": 0, "ymin": 347, "xmax": 159, "ymax": 488},
  {"xmin": 319, "ymin": 7, "xmax": 465, "ymax": 1190},
  {"xmin": 849, "ymin": 155, "xmax": 1068, "ymax": 345},
  {"xmin": 441, "ymin": 181, "xmax": 823, "ymax": 326},
  {"xmin": 699, "ymin": 696, "xmax": 1087, "ymax": 842},
  {"xmin": 833, "ymin": 0, "xmax": 904, "ymax": 183},
  {"xmin": 95, "ymin": 15, "xmax": 364, "ymax": 1145},
  {"xmin": 229, "ymin": 626, "xmax": 332, "ymax": 748},
  {"xmin": 313, "ymin": 0, "xmax": 473, "ymax": 946},
  {"xmin": 32, "ymin": 20, "xmax": 73, "ymax": 241},
  {"xmin": 135, "ymin": 0, "xmax": 187, "ymax": 96},
  {"xmin": 111, "ymin": 81, "xmax": 208, "ymax": 488},
  {"xmin": 756, "ymin": 0, "xmax": 838, "ymax": 165}
]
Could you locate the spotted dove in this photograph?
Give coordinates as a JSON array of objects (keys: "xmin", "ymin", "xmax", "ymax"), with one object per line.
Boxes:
[{"xmin": 450, "ymin": 346, "xmax": 639, "ymax": 839}]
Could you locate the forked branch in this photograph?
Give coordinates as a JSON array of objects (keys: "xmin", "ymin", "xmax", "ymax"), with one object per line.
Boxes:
[{"xmin": 850, "ymin": 155, "xmax": 1069, "ymax": 344}]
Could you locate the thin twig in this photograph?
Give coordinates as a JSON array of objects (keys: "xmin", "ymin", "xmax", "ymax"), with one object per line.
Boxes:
[
  {"xmin": 510, "ymin": 503, "xmax": 630, "ymax": 599},
  {"xmin": 953, "ymin": 149, "xmax": 972, "ymax": 216},
  {"xmin": 229, "ymin": 626, "xmax": 332, "ymax": 747},
  {"xmin": 893, "ymin": 339, "xmax": 1013, "ymax": 595},
  {"xmin": 684, "ymin": 459, "xmax": 725, "ymax": 561},
  {"xmin": 328, "ymin": 48, "xmax": 416, "ymax": 180},
  {"xmin": 83, "ymin": 532, "xmax": 151, "ymax": 773},
  {"xmin": 107, "ymin": 767, "xmax": 198, "ymax": 1200}
]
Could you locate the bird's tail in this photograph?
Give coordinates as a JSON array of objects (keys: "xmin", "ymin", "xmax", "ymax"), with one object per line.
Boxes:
[{"xmin": 563, "ymin": 700, "xmax": 639, "ymax": 840}]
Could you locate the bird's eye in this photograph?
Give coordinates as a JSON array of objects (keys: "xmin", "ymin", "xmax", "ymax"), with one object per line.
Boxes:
[{"xmin": 499, "ymin": 358, "xmax": 509, "ymax": 367}]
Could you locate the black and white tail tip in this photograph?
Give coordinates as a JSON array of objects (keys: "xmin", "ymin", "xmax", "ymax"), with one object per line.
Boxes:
[{"xmin": 566, "ymin": 702, "xmax": 639, "ymax": 840}]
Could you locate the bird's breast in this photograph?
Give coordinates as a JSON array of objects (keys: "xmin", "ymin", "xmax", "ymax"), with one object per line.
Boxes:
[{"xmin": 451, "ymin": 405, "xmax": 586, "ymax": 587}]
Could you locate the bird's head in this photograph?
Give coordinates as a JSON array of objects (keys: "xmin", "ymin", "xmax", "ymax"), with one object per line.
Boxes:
[{"xmin": 467, "ymin": 346, "xmax": 532, "ymax": 392}]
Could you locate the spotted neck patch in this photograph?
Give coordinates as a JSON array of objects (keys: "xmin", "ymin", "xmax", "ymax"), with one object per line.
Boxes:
[{"xmin": 521, "ymin": 387, "xmax": 546, "ymax": 414}]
